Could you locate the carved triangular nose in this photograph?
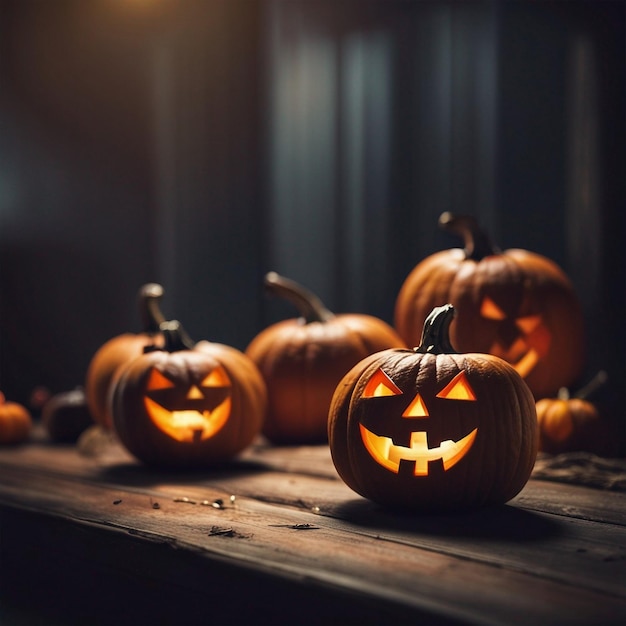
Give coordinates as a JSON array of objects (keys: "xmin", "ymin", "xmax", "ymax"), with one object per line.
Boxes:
[
  {"xmin": 186, "ymin": 385, "xmax": 204, "ymax": 399},
  {"xmin": 402, "ymin": 393, "xmax": 429, "ymax": 418}
]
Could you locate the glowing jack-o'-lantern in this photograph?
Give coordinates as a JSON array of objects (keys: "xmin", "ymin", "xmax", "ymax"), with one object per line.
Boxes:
[
  {"xmin": 328, "ymin": 304, "xmax": 538, "ymax": 512},
  {"xmin": 394, "ymin": 213, "xmax": 585, "ymax": 399},
  {"xmin": 111, "ymin": 321, "xmax": 266, "ymax": 468},
  {"xmin": 143, "ymin": 364, "xmax": 232, "ymax": 443}
]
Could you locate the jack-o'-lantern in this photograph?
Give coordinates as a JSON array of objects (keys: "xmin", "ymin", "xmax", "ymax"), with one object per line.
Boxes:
[
  {"xmin": 111, "ymin": 321, "xmax": 266, "ymax": 468},
  {"xmin": 328, "ymin": 304, "xmax": 538, "ymax": 512},
  {"xmin": 0, "ymin": 392, "xmax": 33, "ymax": 445},
  {"xmin": 536, "ymin": 371, "xmax": 615, "ymax": 456},
  {"xmin": 394, "ymin": 213, "xmax": 585, "ymax": 399},
  {"xmin": 85, "ymin": 283, "xmax": 166, "ymax": 429},
  {"xmin": 245, "ymin": 272, "xmax": 406, "ymax": 444}
]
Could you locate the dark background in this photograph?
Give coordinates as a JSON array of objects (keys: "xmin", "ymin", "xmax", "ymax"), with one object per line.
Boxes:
[{"xmin": 0, "ymin": 0, "xmax": 624, "ymax": 450}]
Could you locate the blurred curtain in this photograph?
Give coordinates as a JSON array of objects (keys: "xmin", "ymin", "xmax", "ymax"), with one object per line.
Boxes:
[{"xmin": 264, "ymin": 1, "xmax": 498, "ymax": 323}]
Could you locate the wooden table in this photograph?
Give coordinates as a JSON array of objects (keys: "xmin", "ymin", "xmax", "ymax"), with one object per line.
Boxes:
[{"xmin": 1, "ymin": 427, "xmax": 625, "ymax": 625}]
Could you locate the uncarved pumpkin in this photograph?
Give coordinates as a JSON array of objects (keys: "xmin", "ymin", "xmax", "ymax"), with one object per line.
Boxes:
[
  {"xmin": 328, "ymin": 304, "xmax": 538, "ymax": 512},
  {"xmin": 42, "ymin": 387, "xmax": 93, "ymax": 443},
  {"xmin": 394, "ymin": 213, "xmax": 585, "ymax": 400},
  {"xmin": 0, "ymin": 392, "xmax": 33, "ymax": 445},
  {"xmin": 85, "ymin": 283, "xmax": 166, "ymax": 429},
  {"xmin": 535, "ymin": 371, "xmax": 615, "ymax": 456},
  {"xmin": 246, "ymin": 272, "xmax": 406, "ymax": 444},
  {"xmin": 111, "ymin": 321, "xmax": 266, "ymax": 468}
]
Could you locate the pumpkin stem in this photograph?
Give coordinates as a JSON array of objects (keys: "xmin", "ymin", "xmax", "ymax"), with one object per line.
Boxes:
[
  {"xmin": 138, "ymin": 283, "xmax": 166, "ymax": 333},
  {"xmin": 415, "ymin": 304, "xmax": 458, "ymax": 354},
  {"xmin": 158, "ymin": 320, "xmax": 195, "ymax": 353},
  {"xmin": 573, "ymin": 370, "xmax": 608, "ymax": 400},
  {"xmin": 264, "ymin": 271, "xmax": 335, "ymax": 324},
  {"xmin": 439, "ymin": 212, "xmax": 500, "ymax": 261}
]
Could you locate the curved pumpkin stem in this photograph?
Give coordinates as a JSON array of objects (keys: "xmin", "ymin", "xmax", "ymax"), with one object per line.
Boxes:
[
  {"xmin": 138, "ymin": 283, "xmax": 166, "ymax": 333},
  {"xmin": 415, "ymin": 304, "xmax": 458, "ymax": 355},
  {"xmin": 158, "ymin": 320, "xmax": 195, "ymax": 353},
  {"xmin": 573, "ymin": 370, "xmax": 608, "ymax": 400},
  {"xmin": 439, "ymin": 212, "xmax": 500, "ymax": 261},
  {"xmin": 264, "ymin": 271, "xmax": 335, "ymax": 324}
]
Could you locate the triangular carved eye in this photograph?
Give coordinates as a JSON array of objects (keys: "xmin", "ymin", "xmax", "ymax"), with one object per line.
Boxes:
[
  {"xmin": 363, "ymin": 368, "xmax": 403, "ymax": 398},
  {"xmin": 481, "ymin": 296, "xmax": 507, "ymax": 320},
  {"xmin": 146, "ymin": 368, "xmax": 176, "ymax": 390},
  {"xmin": 200, "ymin": 366, "xmax": 230, "ymax": 388},
  {"xmin": 436, "ymin": 371, "xmax": 477, "ymax": 401}
]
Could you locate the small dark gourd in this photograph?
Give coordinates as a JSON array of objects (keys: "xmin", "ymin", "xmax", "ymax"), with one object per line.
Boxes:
[
  {"xmin": 111, "ymin": 321, "xmax": 266, "ymax": 468},
  {"xmin": 85, "ymin": 283, "xmax": 166, "ymax": 429},
  {"xmin": 535, "ymin": 371, "xmax": 615, "ymax": 456},
  {"xmin": 42, "ymin": 388, "xmax": 93, "ymax": 443},
  {"xmin": 245, "ymin": 272, "xmax": 406, "ymax": 444},
  {"xmin": 0, "ymin": 392, "xmax": 33, "ymax": 445},
  {"xmin": 328, "ymin": 304, "xmax": 538, "ymax": 512},
  {"xmin": 394, "ymin": 213, "xmax": 585, "ymax": 399}
]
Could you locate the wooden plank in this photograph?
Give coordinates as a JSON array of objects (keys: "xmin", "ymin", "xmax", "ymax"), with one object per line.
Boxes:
[
  {"xmin": 1, "ymin": 440, "xmax": 626, "ymax": 625},
  {"xmin": 4, "ymin": 430, "xmax": 626, "ymax": 526},
  {"xmin": 1, "ymin": 468, "xmax": 624, "ymax": 626}
]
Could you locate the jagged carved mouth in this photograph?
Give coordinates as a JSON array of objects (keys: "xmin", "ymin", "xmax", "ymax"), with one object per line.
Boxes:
[
  {"xmin": 144, "ymin": 397, "xmax": 231, "ymax": 443},
  {"xmin": 491, "ymin": 340, "xmax": 540, "ymax": 379},
  {"xmin": 359, "ymin": 424, "xmax": 478, "ymax": 476}
]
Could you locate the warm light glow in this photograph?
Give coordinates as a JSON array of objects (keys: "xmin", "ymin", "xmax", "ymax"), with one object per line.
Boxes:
[
  {"xmin": 147, "ymin": 367, "xmax": 175, "ymax": 389},
  {"xmin": 360, "ymin": 424, "xmax": 478, "ymax": 476},
  {"xmin": 201, "ymin": 367, "xmax": 231, "ymax": 387},
  {"xmin": 510, "ymin": 348, "xmax": 540, "ymax": 379},
  {"xmin": 480, "ymin": 298, "xmax": 551, "ymax": 379},
  {"xmin": 436, "ymin": 371, "xmax": 477, "ymax": 401},
  {"xmin": 145, "ymin": 396, "xmax": 231, "ymax": 442},
  {"xmin": 363, "ymin": 368, "xmax": 403, "ymax": 397},
  {"xmin": 143, "ymin": 366, "xmax": 232, "ymax": 442},
  {"xmin": 481, "ymin": 296, "xmax": 506, "ymax": 320},
  {"xmin": 516, "ymin": 315, "xmax": 542, "ymax": 334},
  {"xmin": 402, "ymin": 394, "xmax": 429, "ymax": 418}
]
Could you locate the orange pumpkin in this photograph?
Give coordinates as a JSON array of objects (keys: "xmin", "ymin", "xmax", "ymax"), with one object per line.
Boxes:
[
  {"xmin": 535, "ymin": 371, "xmax": 615, "ymax": 456},
  {"xmin": 85, "ymin": 283, "xmax": 166, "ymax": 429},
  {"xmin": 394, "ymin": 212, "xmax": 585, "ymax": 399},
  {"xmin": 328, "ymin": 304, "xmax": 538, "ymax": 512},
  {"xmin": 0, "ymin": 392, "xmax": 33, "ymax": 445},
  {"xmin": 111, "ymin": 321, "xmax": 266, "ymax": 468},
  {"xmin": 246, "ymin": 272, "xmax": 406, "ymax": 444}
]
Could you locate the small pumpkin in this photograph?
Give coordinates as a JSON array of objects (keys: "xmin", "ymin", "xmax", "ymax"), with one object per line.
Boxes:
[
  {"xmin": 85, "ymin": 283, "xmax": 166, "ymax": 429},
  {"xmin": 394, "ymin": 212, "xmax": 585, "ymax": 399},
  {"xmin": 42, "ymin": 387, "xmax": 94, "ymax": 443},
  {"xmin": 535, "ymin": 371, "xmax": 615, "ymax": 456},
  {"xmin": 0, "ymin": 392, "xmax": 33, "ymax": 445},
  {"xmin": 328, "ymin": 304, "xmax": 538, "ymax": 512},
  {"xmin": 245, "ymin": 272, "xmax": 406, "ymax": 444},
  {"xmin": 111, "ymin": 320, "xmax": 266, "ymax": 468}
]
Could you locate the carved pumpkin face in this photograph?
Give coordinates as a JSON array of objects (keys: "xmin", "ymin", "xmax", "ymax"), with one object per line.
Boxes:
[
  {"xmin": 359, "ymin": 368, "xmax": 478, "ymax": 476},
  {"xmin": 394, "ymin": 214, "xmax": 585, "ymax": 400},
  {"xmin": 110, "ymin": 321, "xmax": 267, "ymax": 468},
  {"xmin": 473, "ymin": 290, "xmax": 552, "ymax": 379},
  {"xmin": 329, "ymin": 305, "xmax": 538, "ymax": 512},
  {"xmin": 144, "ymin": 366, "xmax": 232, "ymax": 443}
]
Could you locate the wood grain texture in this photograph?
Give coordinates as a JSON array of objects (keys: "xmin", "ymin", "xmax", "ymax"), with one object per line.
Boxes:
[{"xmin": 0, "ymin": 429, "xmax": 625, "ymax": 625}]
